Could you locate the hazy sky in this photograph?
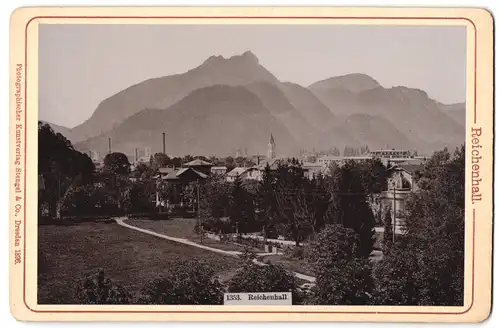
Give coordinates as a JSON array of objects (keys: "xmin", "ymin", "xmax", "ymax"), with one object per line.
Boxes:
[{"xmin": 39, "ymin": 24, "xmax": 466, "ymax": 128}]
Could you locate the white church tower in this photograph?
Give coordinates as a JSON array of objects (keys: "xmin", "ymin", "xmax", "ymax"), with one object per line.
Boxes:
[{"xmin": 267, "ymin": 133, "xmax": 276, "ymax": 160}]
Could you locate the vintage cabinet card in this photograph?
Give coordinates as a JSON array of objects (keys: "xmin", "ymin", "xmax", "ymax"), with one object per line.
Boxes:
[{"xmin": 9, "ymin": 6, "xmax": 493, "ymax": 322}]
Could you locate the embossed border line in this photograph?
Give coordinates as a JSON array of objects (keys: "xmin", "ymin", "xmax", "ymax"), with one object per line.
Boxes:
[{"xmin": 23, "ymin": 15, "xmax": 477, "ymax": 315}]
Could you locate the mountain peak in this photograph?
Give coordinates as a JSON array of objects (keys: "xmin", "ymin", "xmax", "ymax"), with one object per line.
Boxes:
[
  {"xmin": 239, "ymin": 50, "xmax": 259, "ymax": 63},
  {"xmin": 203, "ymin": 51, "xmax": 259, "ymax": 66},
  {"xmin": 309, "ymin": 73, "xmax": 381, "ymax": 94}
]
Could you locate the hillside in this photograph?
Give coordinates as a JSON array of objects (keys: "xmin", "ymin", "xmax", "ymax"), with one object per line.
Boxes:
[
  {"xmin": 76, "ymin": 85, "xmax": 298, "ymax": 157},
  {"xmin": 70, "ymin": 51, "xmax": 279, "ymax": 142},
  {"xmin": 60, "ymin": 51, "xmax": 464, "ymax": 156},
  {"xmin": 39, "ymin": 121, "xmax": 76, "ymax": 143}
]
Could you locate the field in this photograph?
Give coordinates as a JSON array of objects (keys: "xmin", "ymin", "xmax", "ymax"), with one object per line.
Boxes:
[
  {"xmin": 261, "ymin": 254, "xmax": 315, "ymax": 277},
  {"xmin": 127, "ymin": 218, "xmax": 262, "ymax": 252},
  {"xmin": 38, "ymin": 221, "xmax": 244, "ymax": 304}
]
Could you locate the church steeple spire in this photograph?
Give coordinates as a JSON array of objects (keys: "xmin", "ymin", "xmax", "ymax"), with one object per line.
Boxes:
[{"xmin": 267, "ymin": 133, "xmax": 276, "ymax": 159}]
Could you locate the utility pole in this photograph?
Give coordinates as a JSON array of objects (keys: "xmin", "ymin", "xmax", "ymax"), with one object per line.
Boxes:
[
  {"xmin": 197, "ymin": 180, "xmax": 203, "ymax": 244},
  {"xmin": 56, "ymin": 172, "xmax": 61, "ymax": 219},
  {"xmin": 263, "ymin": 223, "xmax": 267, "ymax": 250},
  {"xmin": 108, "ymin": 138, "xmax": 111, "ymax": 154},
  {"xmin": 392, "ymin": 182, "xmax": 396, "ymax": 243}
]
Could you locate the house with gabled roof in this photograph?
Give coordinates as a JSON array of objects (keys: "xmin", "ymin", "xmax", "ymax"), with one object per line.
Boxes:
[
  {"xmin": 182, "ymin": 158, "xmax": 214, "ymax": 175},
  {"xmin": 226, "ymin": 167, "xmax": 261, "ymax": 182},
  {"xmin": 155, "ymin": 166, "xmax": 209, "ymax": 209}
]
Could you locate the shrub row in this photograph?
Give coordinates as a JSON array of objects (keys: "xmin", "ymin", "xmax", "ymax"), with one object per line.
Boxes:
[
  {"xmin": 221, "ymin": 234, "xmax": 284, "ymax": 250},
  {"xmin": 74, "ymin": 260, "xmax": 306, "ymax": 305}
]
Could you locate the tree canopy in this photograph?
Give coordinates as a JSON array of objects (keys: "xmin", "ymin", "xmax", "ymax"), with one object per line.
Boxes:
[
  {"xmin": 374, "ymin": 146, "xmax": 465, "ymax": 306},
  {"xmin": 103, "ymin": 152, "xmax": 131, "ymax": 175},
  {"xmin": 38, "ymin": 122, "xmax": 95, "ymax": 217}
]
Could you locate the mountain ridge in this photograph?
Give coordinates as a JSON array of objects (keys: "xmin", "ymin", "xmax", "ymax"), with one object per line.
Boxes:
[{"xmin": 47, "ymin": 51, "xmax": 463, "ymax": 157}]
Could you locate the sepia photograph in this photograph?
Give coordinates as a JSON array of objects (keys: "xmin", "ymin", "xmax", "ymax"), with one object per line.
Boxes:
[
  {"xmin": 36, "ymin": 22, "xmax": 468, "ymax": 306},
  {"xmin": 8, "ymin": 6, "xmax": 494, "ymax": 322}
]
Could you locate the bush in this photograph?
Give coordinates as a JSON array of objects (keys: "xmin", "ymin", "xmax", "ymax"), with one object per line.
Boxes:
[
  {"xmin": 283, "ymin": 246, "xmax": 305, "ymax": 260},
  {"xmin": 149, "ymin": 209, "xmax": 169, "ymax": 221},
  {"xmin": 373, "ymin": 147, "xmax": 465, "ymax": 306},
  {"xmin": 75, "ymin": 270, "xmax": 131, "ymax": 304},
  {"xmin": 308, "ymin": 224, "xmax": 373, "ymax": 305},
  {"xmin": 265, "ymin": 225, "xmax": 279, "ymax": 239},
  {"xmin": 200, "ymin": 217, "xmax": 232, "ymax": 234},
  {"xmin": 221, "ymin": 234, "xmax": 284, "ymax": 251},
  {"xmin": 228, "ymin": 263, "xmax": 304, "ymax": 304},
  {"xmin": 122, "ymin": 181, "xmax": 155, "ymax": 215},
  {"xmin": 139, "ymin": 260, "xmax": 224, "ymax": 305},
  {"xmin": 241, "ymin": 246, "xmax": 258, "ymax": 263},
  {"xmin": 60, "ymin": 184, "xmax": 122, "ymax": 218}
]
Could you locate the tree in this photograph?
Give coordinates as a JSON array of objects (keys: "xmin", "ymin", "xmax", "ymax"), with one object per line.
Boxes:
[
  {"xmin": 256, "ymin": 164, "xmax": 276, "ymax": 235},
  {"xmin": 225, "ymin": 156, "xmax": 235, "ymax": 171},
  {"xmin": 59, "ymin": 184, "xmax": 121, "ymax": 217},
  {"xmin": 308, "ymin": 224, "xmax": 373, "ymax": 305},
  {"xmin": 196, "ymin": 174, "xmax": 232, "ymax": 233},
  {"xmin": 228, "ymin": 263, "xmax": 304, "ymax": 304},
  {"xmin": 358, "ymin": 159, "xmax": 388, "ymax": 194},
  {"xmin": 326, "ymin": 160, "xmax": 375, "ymax": 258},
  {"xmin": 274, "ymin": 159, "xmax": 311, "ymax": 246},
  {"xmin": 228, "ymin": 175, "xmax": 255, "ymax": 233},
  {"xmin": 382, "ymin": 206, "xmax": 393, "ymax": 252},
  {"xmin": 103, "ymin": 152, "xmax": 131, "ymax": 175},
  {"xmin": 235, "ymin": 156, "xmax": 246, "ymax": 167},
  {"xmin": 131, "ymin": 162, "xmax": 154, "ymax": 180},
  {"xmin": 75, "ymin": 270, "xmax": 131, "ymax": 304},
  {"xmin": 139, "ymin": 260, "xmax": 224, "ymax": 305},
  {"xmin": 304, "ymin": 175, "xmax": 332, "ymax": 234},
  {"xmin": 150, "ymin": 153, "xmax": 170, "ymax": 171},
  {"xmin": 170, "ymin": 157, "xmax": 182, "ymax": 168},
  {"xmin": 356, "ymin": 159, "xmax": 389, "ymax": 225},
  {"xmin": 343, "ymin": 146, "xmax": 350, "ymax": 157},
  {"xmin": 374, "ymin": 145, "xmax": 465, "ymax": 306},
  {"xmin": 38, "ymin": 122, "xmax": 95, "ymax": 218},
  {"xmin": 122, "ymin": 180, "xmax": 155, "ymax": 214},
  {"xmin": 182, "ymin": 154, "xmax": 194, "ymax": 164}
]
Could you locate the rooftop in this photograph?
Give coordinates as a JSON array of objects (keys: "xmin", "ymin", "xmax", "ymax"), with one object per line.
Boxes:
[
  {"xmin": 183, "ymin": 159, "xmax": 214, "ymax": 167},
  {"xmin": 162, "ymin": 167, "xmax": 208, "ymax": 180}
]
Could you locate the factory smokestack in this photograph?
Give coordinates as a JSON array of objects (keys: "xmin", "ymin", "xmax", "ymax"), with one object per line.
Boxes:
[{"xmin": 162, "ymin": 132, "xmax": 166, "ymax": 154}]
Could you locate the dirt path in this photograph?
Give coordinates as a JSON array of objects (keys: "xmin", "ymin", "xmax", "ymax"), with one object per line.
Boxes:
[{"xmin": 115, "ymin": 218, "xmax": 316, "ymax": 283}]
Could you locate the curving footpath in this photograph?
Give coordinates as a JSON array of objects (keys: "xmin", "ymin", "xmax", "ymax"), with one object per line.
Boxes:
[{"xmin": 115, "ymin": 217, "xmax": 316, "ymax": 284}]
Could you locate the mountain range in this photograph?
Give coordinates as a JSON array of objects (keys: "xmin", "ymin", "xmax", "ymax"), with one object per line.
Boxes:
[{"xmin": 41, "ymin": 51, "xmax": 465, "ymax": 158}]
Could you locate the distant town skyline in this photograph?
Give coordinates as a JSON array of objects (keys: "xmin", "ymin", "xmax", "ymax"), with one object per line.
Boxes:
[{"xmin": 39, "ymin": 24, "xmax": 466, "ymax": 128}]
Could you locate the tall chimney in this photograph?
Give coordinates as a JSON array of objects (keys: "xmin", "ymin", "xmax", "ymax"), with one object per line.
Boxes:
[
  {"xmin": 135, "ymin": 148, "xmax": 138, "ymax": 163},
  {"xmin": 108, "ymin": 138, "xmax": 111, "ymax": 154},
  {"xmin": 162, "ymin": 132, "xmax": 166, "ymax": 154}
]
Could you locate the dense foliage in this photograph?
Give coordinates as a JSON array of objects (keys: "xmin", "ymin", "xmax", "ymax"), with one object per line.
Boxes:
[
  {"xmin": 38, "ymin": 122, "xmax": 95, "ymax": 218},
  {"xmin": 75, "ymin": 270, "xmax": 131, "ymax": 304},
  {"xmin": 227, "ymin": 263, "xmax": 303, "ymax": 304},
  {"xmin": 308, "ymin": 224, "xmax": 373, "ymax": 305},
  {"xmin": 59, "ymin": 184, "xmax": 121, "ymax": 217},
  {"xmin": 39, "ymin": 121, "xmax": 465, "ymax": 307},
  {"xmin": 325, "ymin": 161, "xmax": 377, "ymax": 257},
  {"xmin": 382, "ymin": 206, "xmax": 394, "ymax": 253},
  {"xmin": 373, "ymin": 146, "xmax": 465, "ymax": 306},
  {"xmin": 139, "ymin": 260, "xmax": 224, "ymax": 305}
]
